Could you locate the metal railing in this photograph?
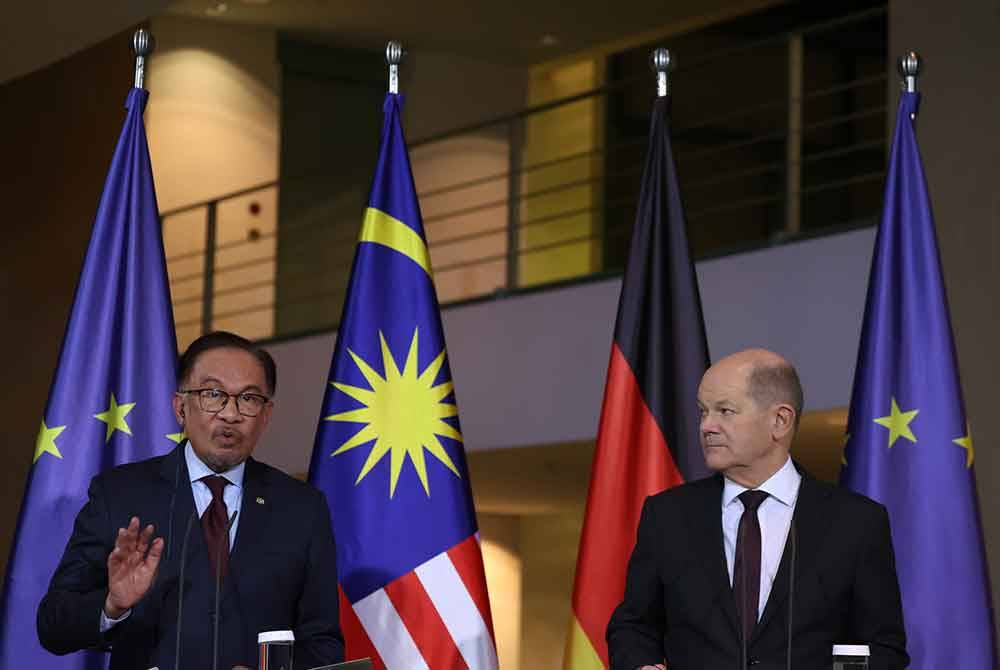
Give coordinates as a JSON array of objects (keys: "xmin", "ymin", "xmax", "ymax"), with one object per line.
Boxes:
[{"xmin": 161, "ymin": 6, "xmax": 888, "ymax": 347}]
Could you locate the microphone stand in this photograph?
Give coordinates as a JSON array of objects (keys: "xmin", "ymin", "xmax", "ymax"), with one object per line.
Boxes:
[
  {"xmin": 786, "ymin": 518, "xmax": 797, "ymax": 670},
  {"xmin": 213, "ymin": 511, "xmax": 239, "ymax": 670},
  {"xmin": 174, "ymin": 510, "xmax": 198, "ymax": 670}
]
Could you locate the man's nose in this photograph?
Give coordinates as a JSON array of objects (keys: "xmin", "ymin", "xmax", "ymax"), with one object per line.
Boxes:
[
  {"xmin": 700, "ymin": 414, "xmax": 717, "ymax": 433},
  {"xmin": 218, "ymin": 396, "xmax": 243, "ymax": 421}
]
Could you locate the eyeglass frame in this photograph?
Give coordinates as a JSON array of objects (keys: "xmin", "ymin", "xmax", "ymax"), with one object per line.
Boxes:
[{"xmin": 176, "ymin": 387, "xmax": 273, "ymax": 417}]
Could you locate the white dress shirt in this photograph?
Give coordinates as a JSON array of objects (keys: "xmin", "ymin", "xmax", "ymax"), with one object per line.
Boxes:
[
  {"xmin": 184, "ymin": 440, "xmax": 246, "ymax": 550},
  {"xmin": 100, "ymin": 442, "xmax": 246, "ymax": 631},
  {"xmin": 722, "ymin": 456, "xmax": 801, "ymax": 620}
]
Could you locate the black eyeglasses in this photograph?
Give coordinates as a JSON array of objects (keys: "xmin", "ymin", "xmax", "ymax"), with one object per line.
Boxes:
[{"xmin": 177, "ymin": 388, "xmax": 271, "ymax": 417}]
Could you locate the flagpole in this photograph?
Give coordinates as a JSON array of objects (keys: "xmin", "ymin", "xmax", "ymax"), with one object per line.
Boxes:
[
  {"xmin": 386, "ymin": 40, "xmax": 404, "ymax": 94},
  {"xmin": 650, "ymin": 47, "xmax": 672, "ymax": 98},
  {"xmin": 132, "ymin": 28, "xmax": 155, "ymax": 90},
  {"xmin": 898, "ymin": 51, "xmax": 921, "ymax": 123},
  {"xmin": 897, "ymin": 51, "xmax": 921, "ymax": 94}
]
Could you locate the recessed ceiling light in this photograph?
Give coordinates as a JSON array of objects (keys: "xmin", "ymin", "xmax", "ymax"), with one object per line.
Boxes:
[
  {"xmin": 539, "ymin": 35, "xmax": 559, "ymax": 47},
  {"xmin": 205, "ymin": 2, "xmax": 228, "ymax": 15}
]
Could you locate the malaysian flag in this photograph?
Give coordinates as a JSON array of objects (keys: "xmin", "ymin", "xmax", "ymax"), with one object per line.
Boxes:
[{"xmin": 308, "ymin": 92, "xmax": 498, "ymax": 670}]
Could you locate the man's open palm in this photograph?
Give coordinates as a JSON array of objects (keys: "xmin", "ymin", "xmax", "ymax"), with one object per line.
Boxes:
[{"xmin": 104, "ymin": 517, "xmax": 163, "ymax": 619}]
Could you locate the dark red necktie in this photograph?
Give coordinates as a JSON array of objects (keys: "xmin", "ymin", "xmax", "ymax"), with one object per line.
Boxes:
[
  {"xmin": 200, "ymin": 475, "xmax": 230, "ymax": 580},
  {"xmin": 733, "ymin": 489, "xmax": 769, "ymax": 643}
]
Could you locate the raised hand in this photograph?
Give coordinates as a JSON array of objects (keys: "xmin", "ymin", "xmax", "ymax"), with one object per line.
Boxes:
[{"xmin": 104, "ymin": 517, "xmax": 164, "ymax": 619}]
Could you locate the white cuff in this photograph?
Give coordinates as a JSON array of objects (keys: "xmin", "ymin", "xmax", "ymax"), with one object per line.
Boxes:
[{"xmin": 99, "ymin": 606, "xmax": 132, "ymax": 632}]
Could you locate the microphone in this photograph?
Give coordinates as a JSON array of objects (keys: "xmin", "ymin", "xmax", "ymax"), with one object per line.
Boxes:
[
  {"xmin": 785, "ymin": 517, "xmax": 798, "ymax": 670},
  {"xmin": 174, "ymin": 509, "xmax": 198, "ymax": 670},
  {"xmin": 212, "ymin": 510, "xmax": 239, "ymax": 670}
]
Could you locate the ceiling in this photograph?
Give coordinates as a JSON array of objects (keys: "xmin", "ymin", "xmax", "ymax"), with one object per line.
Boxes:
[
  {"xmin": 1, "ymin": 0, "xmax": 784, "ymax": 87},
  {"xmin": 164, "ymin": 0, "xmax": 780, "ymax": 64},
  {"xmin": 0, "ymin": 0, "xmax": 171, "ymax": 84}
]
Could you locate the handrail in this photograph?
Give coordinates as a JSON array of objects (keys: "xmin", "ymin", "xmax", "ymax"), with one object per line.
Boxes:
[
  {"xmin": 160, "ymin": 8, "xmax": 887, "ymax": 222},
  {"xmin": 163, "ymin": 4, "xmax": 890, "ymax": 344}
]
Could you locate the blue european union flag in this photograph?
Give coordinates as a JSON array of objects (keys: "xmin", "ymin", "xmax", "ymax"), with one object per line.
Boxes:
[
  {"xmin": 0, "ymin": 88, "xmax": 180, "ymax": 669},
  {"xmin": 308, "ymin": 94, "xmax": 480, "ymax": 605},
  {"xmin": 841, "ymin": 91, "xmax": 996, "ymax": 668}
]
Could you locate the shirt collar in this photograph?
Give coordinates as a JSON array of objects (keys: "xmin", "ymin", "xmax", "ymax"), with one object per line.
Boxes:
[
  {"xmin": 184, "ymin": 441, "xmax": 246, "ymax": 489},
  {"xmin": 722, "ymin": 456, "xmax": 801, "ymax": 508}
]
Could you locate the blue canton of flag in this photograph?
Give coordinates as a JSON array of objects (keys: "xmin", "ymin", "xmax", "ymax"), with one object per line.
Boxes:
[
  {"xmin": 0, "ymin": 88, "xmax": 180, "ymax": 669},
  {"xmin": 841, "ymin": 91, "xmax": 997, "ymax": 668},
  {"xmin": 308, "ymin": 94, "xmax": 497, "ymax": 670}
]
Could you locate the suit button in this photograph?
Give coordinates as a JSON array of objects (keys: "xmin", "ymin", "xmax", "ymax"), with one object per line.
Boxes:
[{"xmin": 746, "ymin": 657, "xmax": 760, "ymax": 666}]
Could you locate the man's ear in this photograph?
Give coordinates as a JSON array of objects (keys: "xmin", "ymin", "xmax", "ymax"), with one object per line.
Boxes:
[
  {"xmin": 773, "ymin": 404, "xmax": 796, "ymax": 441},
  {"xmin": 171, "ymin": 393, "xmax": 185, "ymax": 426}
]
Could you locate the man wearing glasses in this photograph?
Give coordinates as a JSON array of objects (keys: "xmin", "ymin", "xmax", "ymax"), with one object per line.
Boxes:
[{"xmin": 38, "ymin": 332, "xmax": 344, "ymax": 670}]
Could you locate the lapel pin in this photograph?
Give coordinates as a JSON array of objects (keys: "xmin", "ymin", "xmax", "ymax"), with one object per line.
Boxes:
[{"xmin": 256, "ymin": 497, "xmax": 265, "ymax": 505}]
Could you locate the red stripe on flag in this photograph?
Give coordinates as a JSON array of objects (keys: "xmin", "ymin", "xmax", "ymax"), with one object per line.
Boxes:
[
  {"xmin": 446, "ymin": 535, "xmax": 496, "ymax": 640},
  {"xmin": 339, "ymin": 586, "xmax": 385, "ymax": 669},
  {"xmin": 571, "ymin": 344, "xmax": 685, "ymax": 665},
  {"xmin": 385, "ymin": 570, "xmax": 468, "ymax": 669}
]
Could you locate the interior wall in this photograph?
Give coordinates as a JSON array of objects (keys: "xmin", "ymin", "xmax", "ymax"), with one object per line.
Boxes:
[
  {"xmin": 146, "ymin": 15, "xmax": 280, "ymax": 211},
  {"xmin": 147, "ymin": 15, "xmax": 281, "ymax": 347},
  {"xmin": 0, "ymin": 27, "xmax": 143, "ymax": 586},
  {"xmin": 479, "ymin": 514, "xmax": 523, "ymax": 670},
  {"xmin": 520, "ymin": 513, "xmax": 585, "ymax": 670},
  {"xmin": 403, "ymin": 50, "xmax": 528, "ymax": 142},
  {"xmin": 889, "ymin": 0, "xmax": 1000, "ymax": 638}
]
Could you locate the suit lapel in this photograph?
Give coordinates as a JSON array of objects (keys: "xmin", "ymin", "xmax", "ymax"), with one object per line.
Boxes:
[
  {"xmin": 683, "ymin": 476, "xmax": 740, "ymax": 638},
  {"xmin": 753, "ymin": 470, "xmax": 833, "ymax": 640},
  {"xmin": 229, "ymin": 458, "xmax": 272, "ymax": 579},
  {"xmin": 157, "ymin": 445, "xmax": 200, "ymax": 566}
]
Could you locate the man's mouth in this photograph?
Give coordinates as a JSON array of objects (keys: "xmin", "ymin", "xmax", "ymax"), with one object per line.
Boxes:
[{"xmin": 215, "ymin": 428, "xmax": 240, "ymax": 444}]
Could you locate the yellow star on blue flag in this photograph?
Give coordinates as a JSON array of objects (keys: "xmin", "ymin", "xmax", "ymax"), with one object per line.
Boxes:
[
  {"xmin": 873, "ymin": 397, "xmax": 918, "ymax": 448},
  {"xmin": 953, "ymin": 426, "xmax": 974, "ymax": 468},
  {"xmin": 94, "ymin": 393, "xmax": 137, "ymax": 443},
  {"xmin": 34, "ymin": 421, "xmax": 66, "ymax": 463}
]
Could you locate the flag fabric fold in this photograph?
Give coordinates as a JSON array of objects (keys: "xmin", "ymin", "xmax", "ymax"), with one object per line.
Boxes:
[
  {"xmin": 0, "ymin": 88, "xmax": 179, "ymax": 669},
  {"xmin": 564, "ymin": 95, "xmax": 710, "ymax": 670},
  {"xmin": 308, "ymin": 93, "xmax": 497, "ymax": 670},
  {"xmin": 841, "ymin": 91, "xmax": 997, "ymax": 669}
]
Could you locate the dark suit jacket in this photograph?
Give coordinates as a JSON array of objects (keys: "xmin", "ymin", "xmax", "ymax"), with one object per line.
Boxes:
[
  {"xmin": 606, "ymin": 469, "xmax": 908, "ymax": 670},
  {"xmin": 37, "ymin": 445, "xmax": 344, "ymax": 670}
]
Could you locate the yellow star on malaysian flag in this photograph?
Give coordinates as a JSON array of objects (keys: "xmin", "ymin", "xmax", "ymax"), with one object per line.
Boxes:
[{"xmin": 325, "ymin": 328, "xmax": 462, "ymax": 498}]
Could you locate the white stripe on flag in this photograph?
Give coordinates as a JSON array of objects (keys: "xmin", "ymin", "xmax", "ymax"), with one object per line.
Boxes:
[
  {"xmin": 353, "ymin": 588, "xmax": 428, "ymax": 670},
  {"xmin": 415, "ymin": 552, "xmax": 499, "ymax": 670}
]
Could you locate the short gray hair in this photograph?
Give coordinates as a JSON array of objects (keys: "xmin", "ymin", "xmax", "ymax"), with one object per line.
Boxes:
[{"xmin": 747, "ymin": 360, "xmax": 803, "ymax": 428}]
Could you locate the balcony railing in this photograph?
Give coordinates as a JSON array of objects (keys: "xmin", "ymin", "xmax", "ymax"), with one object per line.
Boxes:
[{"xmin": 161, "ymin": 6, "xmax": 888, "ymax": 348}]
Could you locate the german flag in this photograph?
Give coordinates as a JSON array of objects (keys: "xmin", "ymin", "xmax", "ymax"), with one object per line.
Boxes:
[{"xmin": 564, "ymin": 94, "xmax": 710, "ymax": 669}]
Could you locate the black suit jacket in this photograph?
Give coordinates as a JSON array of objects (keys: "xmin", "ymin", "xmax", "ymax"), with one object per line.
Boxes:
[
  {"xmin": 37, "ymin": 445, "xmax": 344, "ymax": 670},
  {"xmin": 607, "ymin": 470, "xmax": 908, "ymax": 670}
]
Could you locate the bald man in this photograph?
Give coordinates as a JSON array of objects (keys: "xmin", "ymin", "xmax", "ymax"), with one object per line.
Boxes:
[{"xmin": 606, "ymin": 349, "xmax": 908, "ymax": 670}]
